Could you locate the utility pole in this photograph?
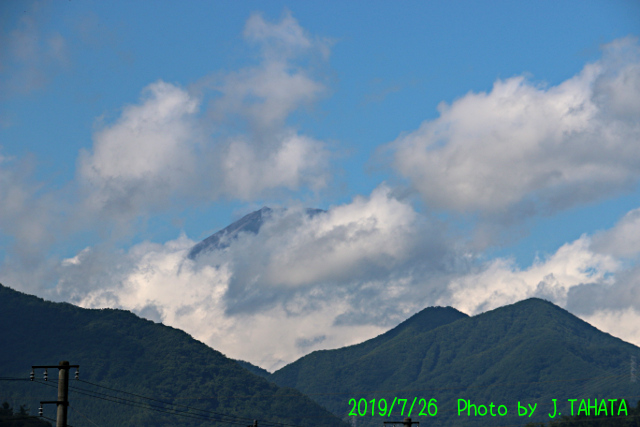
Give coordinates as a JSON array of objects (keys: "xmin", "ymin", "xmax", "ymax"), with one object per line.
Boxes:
[
  {"xmin": 32, "ymin": 361, "xmax": 79, "ymax": 427},
  {"xmin": 384, "ymin": 417, "xmax": 419, "ymax": 427}
]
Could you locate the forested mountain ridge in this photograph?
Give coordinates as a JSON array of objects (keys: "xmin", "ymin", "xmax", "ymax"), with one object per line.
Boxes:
[
  {"xmin": 271, "ymin": 298, "xmax": 640, "ymax": 427},
  {"xmin": 270, "ymin": 305, "xmax": 468, "ymax": 390},
  {"xmin": 0, "ymin": 283, "xmax": 346, "ymax": 427}
]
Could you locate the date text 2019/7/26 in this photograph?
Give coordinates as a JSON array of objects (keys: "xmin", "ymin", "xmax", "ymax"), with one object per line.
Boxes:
[{"xmin": 348, "ymin": 397, "xmax": 437, "ymax": 417}]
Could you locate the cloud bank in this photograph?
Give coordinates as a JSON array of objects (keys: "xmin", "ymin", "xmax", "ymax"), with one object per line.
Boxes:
[
  {"xmin": 46, "ymin": 187, "xmax": 640, "ymax": 370},
  {"xmin": 54, "ymin": 186, "xmax": 459, "ymax": 370},
  {"xmin": 389, "ymin": 37, "xmax": 640, "ymax": 221}
]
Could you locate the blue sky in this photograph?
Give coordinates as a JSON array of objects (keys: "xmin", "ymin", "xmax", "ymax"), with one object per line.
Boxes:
[{"xmin": 1, "ymin": 1, "xmax": 640, "ymax": 370}]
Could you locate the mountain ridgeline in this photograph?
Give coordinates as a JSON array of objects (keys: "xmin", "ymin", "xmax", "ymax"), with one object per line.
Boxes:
[
  {"xmin": 0, "ymin": 283, "xmax": 345, "ymax": 427},
  {"xmin": 188, "ymin": 207, "xmax": 325, "ymax": 260},
  {"xmin": 270, "ymin": 299, "xmax": 640, "ymax": 427}
]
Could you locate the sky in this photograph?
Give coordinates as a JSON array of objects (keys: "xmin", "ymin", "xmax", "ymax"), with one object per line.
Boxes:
[{"xmin": 1, "ymin": 0, "xmax": 640, "ymax": 371}]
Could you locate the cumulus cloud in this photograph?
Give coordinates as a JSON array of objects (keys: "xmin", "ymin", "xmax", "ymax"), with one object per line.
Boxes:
[
  {"xmin": 78, "ymin": 11, "xmax": 330, "ymax": 223},
  {"xmin": 211, "ymin": 61, "xmax": 324, "ymax": 130},
  {"xmin": 221, "ymin": 131, "xmax": 328, "ymax": 199},
  {"xmin": 433, "ymin": 203, "xmax": 640, "ymax": 348},
  {"xmin": 50, "ymin": 186, "xmax": 459, "ymax": 370},
  {"xmin": 214, "ymin": 186, "xmax": 456, "ymax": 316},
  {"xmin": 437, "ymin": 236, "xmax": 620, "ymax": 315},
  {"xmin": 581, "ymin": 308, "xmax": 640, "ymax": 346},
  {"xmin": 78, "ymin": 81, "xmax": 200, "ymax": 220},
  {"xmin": 54, "ymin": 191, "xmax": 640, "ymax": 368},
  {"xmin": 209, "ymin": 11, "xmax": 328, "ymax": 130},
  {"xmin": 591, "ymin": 208, "xmax": 640, "ymax": 258},
  {"xmin": 388, "ymin": 37, "xmax": 640, "ymax": 220}
]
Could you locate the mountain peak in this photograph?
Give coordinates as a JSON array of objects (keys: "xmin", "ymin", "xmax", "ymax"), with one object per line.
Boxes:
[
  {"xmin": 188, "ymin": 206, "xmax": 325, "ymax": 259},
  {"xmin": 271, "ymin": 297, "xmax": 640, "ymax": 427},
  {"xmin": 377, "ymin": 305, "xmax": 469, "ymax": 342},
  {"xmin": 187, "ymin": 207, "xmax": 272, "ymax": 259}
]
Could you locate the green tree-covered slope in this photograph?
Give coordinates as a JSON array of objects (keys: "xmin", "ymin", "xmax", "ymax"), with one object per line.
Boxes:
[
  {"xmin": 271, "ymin": 299, "xmax": 640, "ymax": 427},
  {"xmin": 0, "ymin": 283, "xmax": 346, "ymax": 427},
  {"xmin": 235, "ymin": 359, "xmax": 272, "ymax": 380}
]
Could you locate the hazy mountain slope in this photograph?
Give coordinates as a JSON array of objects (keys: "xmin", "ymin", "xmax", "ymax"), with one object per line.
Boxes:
[
  {"xmin": 0, "ymin": 283, "xmax": 345, "ymax": 427},
  {"xmin": 188, "ymin": 207, "xmax": 324, "ymax": 259},
  {"xmin": 272, "ymin": 299, "xmax": 640, "ymax": 426}
]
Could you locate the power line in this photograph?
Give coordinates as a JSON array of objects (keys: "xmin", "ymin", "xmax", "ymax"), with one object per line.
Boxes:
[
  {"xmin": 76, "ymin": 378, "xmax": 304, "ymax": 427},
  {"xmin": 11, "ymin": 363, "xmax": 639, "ymax": 427},
  {"xmin": 70, "ymin": 386, "xmax": 250, "ymax": 425},
  {"xmin": 34, "ymin": 379, "xmax": 261, "ymax": 427},
  {"xmin": 69, "ymin": 388, "xmax": 250, "ymax": 426},
  {"xmin": 31, "ymin": 376, "xmax": 299, "ymax": 427},
  {"xmin": 78, "ymin": 378, "xmax": 257, "ymax": 421},
  {"xmin": 7, "ymin": 363, "xmax": 634, "ymax": 400}
]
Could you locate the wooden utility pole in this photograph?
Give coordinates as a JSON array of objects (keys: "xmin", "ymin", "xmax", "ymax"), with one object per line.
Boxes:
[{"xmin": 32, "ymin": 361, "xmax": 79, "ymax": 427}]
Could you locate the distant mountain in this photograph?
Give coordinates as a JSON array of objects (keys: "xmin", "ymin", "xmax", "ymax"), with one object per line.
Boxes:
[
  {"xmin": 0, "ymin": 283, "xmax": 346, "ymax": 427},
  {"xmin": 271, "ymin": 299, "xmax": 640, "ymax": 426},
  {"xmin": 188, "ymin": 207, "xmax": 325, "ymax": 259}
]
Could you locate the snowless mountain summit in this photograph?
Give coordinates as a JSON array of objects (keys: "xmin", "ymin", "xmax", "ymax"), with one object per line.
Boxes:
[{"xmin": 187, "ymin": 206, "xmax": 324, "ymax": 259}]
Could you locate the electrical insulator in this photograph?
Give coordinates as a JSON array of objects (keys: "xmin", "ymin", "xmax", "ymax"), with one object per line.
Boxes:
[
  {"xmin": 44, "ymin": 369, "xmax": 48, "ymax": 381},
  {"xmin": 38, "ymin": 404, "xmax": 43, "ymax": 417},
  {"xmin": 30, "ymin": 369, "xmax": 34, "ymax": 381},
  {"xmin": 75, "ymin": 368, "xmax": 79, "ymax": 380}
]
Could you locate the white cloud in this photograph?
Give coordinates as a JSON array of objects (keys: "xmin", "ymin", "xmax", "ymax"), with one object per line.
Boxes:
[
  {"xmin": 388, "ymin": 37, "xmax": 640, "ymax": 219},
  {"xmin": 210, "ymin": 11, "xmax": 327, "ymax": 130},
  {"xmin": 74, "ymin": 237, "xmax": 385, "ymax": 370},
  {"xmin": 221, "ymin": 131, "xmax": 328, "ymax": 199},
  {"xmin": 259, "ymin": 186, "xmax": 423, "ymax": 287},
  {"xmin": 58, "ymin": 198, "xmax": 640, "ymax": 368},
  {"xmin": 433, "ymin": 205, "xmax": 640, "ymax": 348},
  {"xmin": 212, "ymin": 61, "xmax": 324, "ymax": 130},
  {"xmin": 78, "ymin": 81, "xmax": 200, "ymax": 219},
  {"xmin": 78, "ymin": 11, "xmax": 331, "ymax": 223},
  {"xmin": 437, "ymin": 236, "xmax": 620, "ymax": 315},
  {"xmin": 582, "ymin": 307, "xmax": 640, "ymax": 350},
  {"xmin": 53, "ymin": 186, "xmax": 456, "ymax": 370},
  {"xmin": 592, "ymin": 208, "xmax": 640, "ymax": 258},
  {"xmin": 244, "ymin": 10, "xmax": 313, "ymax": 55}
]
